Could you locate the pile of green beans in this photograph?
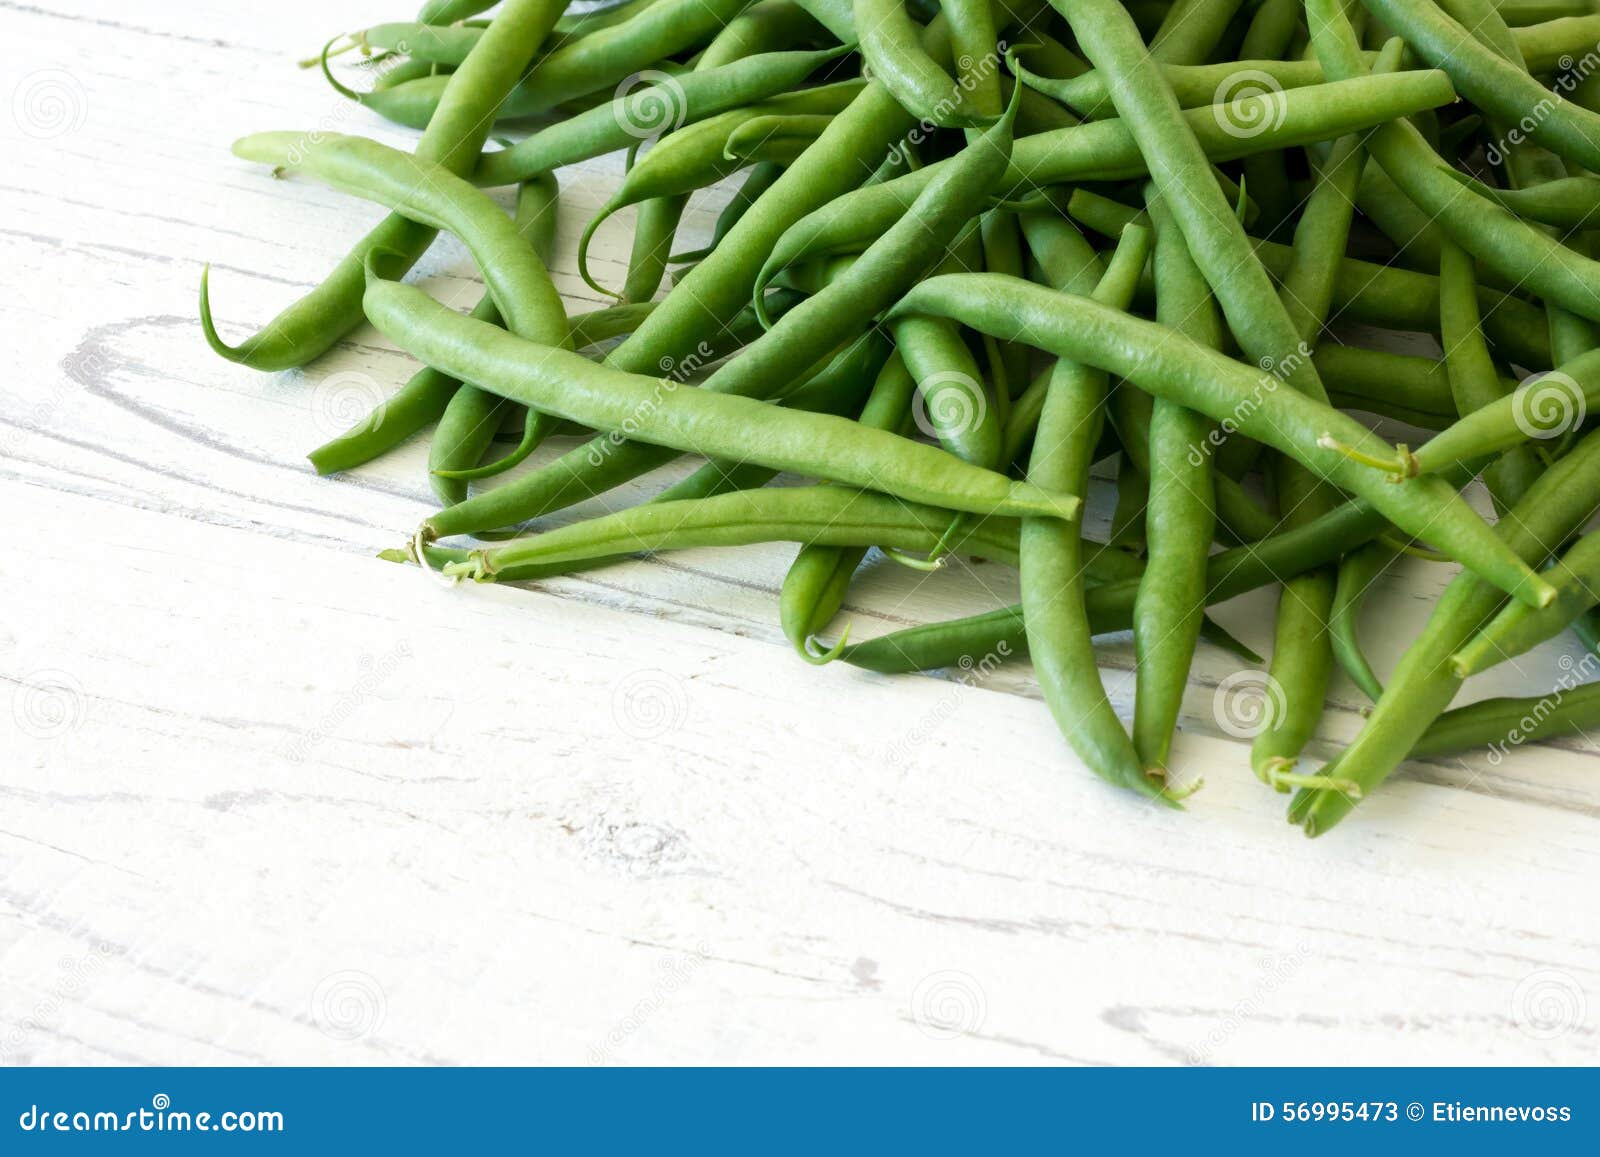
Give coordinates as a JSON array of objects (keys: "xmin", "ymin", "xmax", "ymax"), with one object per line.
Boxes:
[{"xmin": 201, "ymin": 0, "xmax": 1600, "ymax": 836}]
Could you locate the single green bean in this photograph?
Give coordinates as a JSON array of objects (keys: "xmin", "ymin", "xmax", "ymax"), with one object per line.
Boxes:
[
  {"xmin": 365, "ymin": 278, "xmax": 1080, "ymax": 521},
  {"xmin": 1328, "ymin": 539, "xmax": 1400, "ymax": 703},
  {"xmin": 443, "ymin": 486, "xmax": 1026, "ymax": 579},
  {"xmin": 1134, "ymin": 191, "xmax": 1218, "ymax": 773},
  {"xmin": 1151, "ymin": 0, "xmax": 1246, "ymax": 63},
  {"xmin": 1408, "ymin": 681, "xmax": 1600, "ymax": 759}
]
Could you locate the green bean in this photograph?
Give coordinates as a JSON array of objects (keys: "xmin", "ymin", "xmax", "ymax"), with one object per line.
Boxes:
[
  {"xmin": 1020, "ymin": 218, "xmax": 1166, "ymax": 799},
  {"xmin": 472, "ymin": 46, "xmax": 850, "ymax": 186},
  {"xmin": 1293, "ymin": 427, "xmax": 1600, "ymax": 836},
  {"xmin": 578, "ymin": 90, "xmax": 857, "ymax": 295},
  {"xmin": 698, "ymin": 0, "xmax": 828, "ymax": 68},
  {"xmin": 1150, "ymin": 0, "xmax": 1246, "ymax": 64},
  {"xmin": 1440, "ymin": 243, "xmax": 1545, "ymax": 513},
  {"xmin": 359, "ymin": 22, "xmax": 481, "ymax": 65},
  {"xmin": 1448, "ymin": 170, "xmax": 1600, "ymax": 231},
  {"xmin": 1066, "ymin": 187, "xmax": 1551, "ymax": 368},
  {"xmin": 1133, "ymin": 191, "xmax": 1218, "ymax": 773},
  {"xmin": 1497, "ymin": 1, "xmax": 1592, "ymax": 25},
  {"xmin": 511, "ymin": 0, "xmax": 758, "ymax": 115},
  {"xmin": 417, "ymin": 0, "xmax": 496, "ymax": 22},
  {"xmin": 1363, "ymin": 0, "xmax": 1600, "ymax": 173},
  {"xmin": 1408, "ymin": 681, "xmax": 1600, "ymax": 759},
  {"xmin": 752, "ymin": 69, "xmax": 1459, "ymax": 294},
  {"xmin": 1317, "ymin": 345, "xmax": 1462, "ymax": 428},
  {"xmin": 780, "ymin": 353, "xmax": 918, "ymax": 660},
  {"xmin": 623, "ymin": 193, "xmax": 690, "ymax": 303},
  {"xmin": 944, "ymin": 0, "xmax": 1003, "ymax": 119},
  {"xmin": 567, "ymin": 301, "xmax": 661, "ymax": 350},
  {"xmin": 366, "ymin": 277, "xmax": 1079, "ymax": 521},
  {"xmin": 229, "ymin": 134, "xmax": 565, "ymax": 343},
  {"xmin": 671, "ymin": 161, "xmax": 785, "ymax": 264},
  {"xmin": 725, "ymin": 112, "xmax": 838, "ymax": 160},
  {"xmin": 888, "ymin": 273, "xmax": 1554, "ymax": 606},
  {"xmin": 1513, "ymin": 14, "xmax": 1600, "ymax": 72},
  {"xmin": 443, "ymin": 485, "xmax": 1027, "ymax": 580},
  {"xmin": 1328, "ymin": 539, "xmax": 1400, "ymax": 702},
  {"xmin": 200, "ymin": 0, "xmax": 563, "ymax": 370},
  {"xmin": 856, "ymin": 0, "xmax": 985, "ymax": 126}
]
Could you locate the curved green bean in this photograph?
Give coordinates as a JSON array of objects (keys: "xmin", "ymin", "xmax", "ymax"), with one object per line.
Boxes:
[{"xmin": 365, "ymin": 276, "xmax": 1080, "ymax": 521}]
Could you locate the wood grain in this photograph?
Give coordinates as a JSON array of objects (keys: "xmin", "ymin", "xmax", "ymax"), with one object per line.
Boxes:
[{"xmin": 1, "ymin": 0, "xmax": 1595, "ymax": 1065}]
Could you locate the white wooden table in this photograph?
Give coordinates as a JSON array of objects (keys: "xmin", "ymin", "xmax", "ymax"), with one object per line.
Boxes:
[{"xmin": 2, "ymin": 0, "xmax": 1596, "ymax": 1066}]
